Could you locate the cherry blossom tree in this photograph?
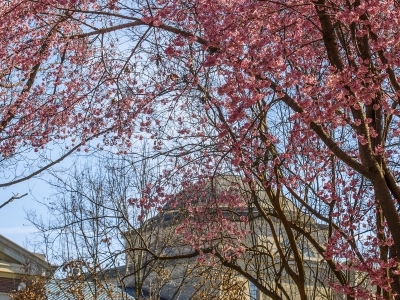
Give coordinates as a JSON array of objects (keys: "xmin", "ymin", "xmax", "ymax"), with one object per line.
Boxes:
[
  {"xmin": 28, "ymin": 153, "xmax": 256, "ymax": 300},
  {"xmin": 3, "ymin": 0, "xmax": 400, "ymax": 298}
]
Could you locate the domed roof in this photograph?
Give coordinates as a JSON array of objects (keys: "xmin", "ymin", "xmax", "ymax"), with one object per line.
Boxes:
[
  {"xmin": 162, "ymin": 175, "xmax": 244, "ymax": 211},
  {"xmin": 144, "ymin": 175, "xmax": 299, "ymax": 228}
]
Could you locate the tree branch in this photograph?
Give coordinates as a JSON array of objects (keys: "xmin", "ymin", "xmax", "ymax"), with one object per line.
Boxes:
[{"xmin": 0, "ymin": 193, "xmax": 28, "ymax": 209}]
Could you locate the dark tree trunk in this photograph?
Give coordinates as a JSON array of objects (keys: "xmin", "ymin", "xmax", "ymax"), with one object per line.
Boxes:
[{"xmin": 390, "ymin": 246, "xmax": 400, "ymax": 300}]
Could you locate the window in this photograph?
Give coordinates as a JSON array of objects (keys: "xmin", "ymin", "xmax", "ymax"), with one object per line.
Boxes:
[
  {"xmin": 281, "ymin": 239, "xmax": 315, "ymax": 258},
  {"xmin": 302, "ymin": 244, "xmax": 315, "ymax": 258},
  {"xmin": 164, "ymin": 247, "xmax": 175, "ymax": 255},
  {"xmin": 249, "ymin": 282, "xmax": 257, "ymax": 300}
]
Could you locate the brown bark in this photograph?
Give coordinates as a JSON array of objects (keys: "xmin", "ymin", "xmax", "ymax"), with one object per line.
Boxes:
[{"xmin": 389, "ymin": 246, "xmax": 400, "ymax": 300}]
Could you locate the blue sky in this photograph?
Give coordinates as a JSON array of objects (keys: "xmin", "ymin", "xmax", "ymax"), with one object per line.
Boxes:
[
  {"xmin": 0, "ymin": 146, "xmax": 80, "ymax": 250},
  {"xmin": 0, "ymin": 177, "xmax": 50, "ymax": 249},
  {"xmin": 0, "ymin": 141, "xmax": 100, "ymax": 250}
]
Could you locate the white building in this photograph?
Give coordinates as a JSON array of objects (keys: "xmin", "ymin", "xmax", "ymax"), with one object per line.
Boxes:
[
  {"xmin": 119, "ymin": 177, "xmax": 353, "ymax": 299},
  {"xmin": 0, "ymin": 234, "xmax": 51, "ymax": 300}
]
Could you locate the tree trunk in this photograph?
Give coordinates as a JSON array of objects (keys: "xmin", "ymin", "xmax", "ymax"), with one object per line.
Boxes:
[{"xmin": 390, "ymin": 246, "xmax": 400, "ymax": 300}]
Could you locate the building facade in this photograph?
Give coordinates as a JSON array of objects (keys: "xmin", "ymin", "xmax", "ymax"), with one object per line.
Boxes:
[{"xmin": 0, "ymin": 234, "xmax": 51, "ymax": 300}]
